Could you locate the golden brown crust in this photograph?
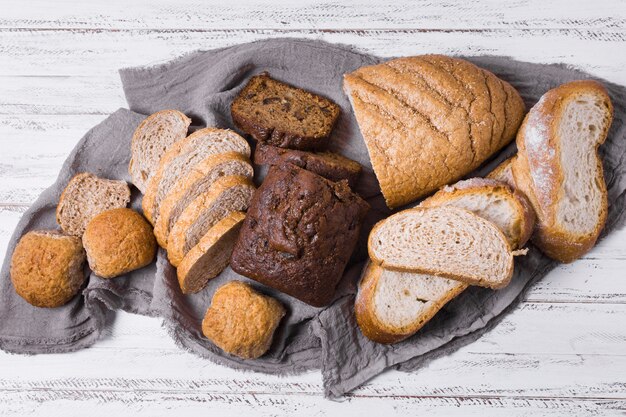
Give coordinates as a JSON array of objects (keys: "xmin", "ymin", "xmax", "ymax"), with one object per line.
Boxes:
[
  {"xmin": 202, "ymin": 281, "xmax": 285, "ymax": 359},
  {"xmin": 343, "ymin": 54, "xmax": 525, "ymax": 208},
  {"xmin": 10, "ymin": 230, "xmax": 86, "ymax": 308},
  {"xmin": 82, "ymin": 208, "xmax": 156, "ymax": 278},
  {"xmin": 153, "ymin": 152, "xmax": 253, "ymax": 247},
  {"xmin": 512, "ymin": 80, "xmax": 613, "ymax": 262}
]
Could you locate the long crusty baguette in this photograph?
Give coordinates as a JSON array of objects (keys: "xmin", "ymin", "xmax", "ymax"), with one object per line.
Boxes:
[
  {"xmin": 420, "ymin": 178, "xmax": 535, "ymax": 249},
  {"xmin": 129, "ymin": 110, "xmax": 191, "ymax": 193},
  {"xmin": 512, "ymin": 80, "xmax": 613, "ymax": 263},
  {"xmin": 153, "ymin": 152, "xmax": 253, "ymax": 247},
  {"xmin": 343, "ymin": 55, "xmax": 525, "ymax": 208},
  {"xmin": 142, "ymin": 127, "xmax": 250, "ymax": 225},
  {"xmin": 368, "ymin": 206, "xmax": 515, "ymax": 289}
]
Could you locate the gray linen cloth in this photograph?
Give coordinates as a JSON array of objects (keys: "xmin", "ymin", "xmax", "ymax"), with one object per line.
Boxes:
[{"xmin": 1, "ymin": 39, "xmax": 625, "ymax": 398}]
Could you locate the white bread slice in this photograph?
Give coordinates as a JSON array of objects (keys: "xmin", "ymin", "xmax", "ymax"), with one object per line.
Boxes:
[
  {"xmin": 368, "ymin": 206, "xmax": 514, "ymax": 289},
  {"xmin": 153, "ymin": 152, "xmax": 253, "ymax": 247},
  {"xmin": 129, "ymin": 110, "xmax": 191, "ymax": 193},
  {"xmin": 167, "ymin": 175, "xmax": 255, "ymax": 267},
  {"xmin": 487, "ymin": 156, "xmax": 517, "ymax": 188},
  {"xmin": 56, "ymin": 172, "xmax": 131, "ymax": 237},
  {"xmin": 512, "ymin": 80, "xmax": 613, "ymax": 263},
  {"xmin": 177, "ymin": 211, "xmax": 245, "ymax": 294},
  {"xmin": 142, "ymin": 127, "xmax": 250, "ymax": 225},
  {"xmin": 355, "ymin": 262, "xmax": 467, "ymax": 344},
  {"xmin": 420, "ymin": 178, "xmax": 535, "ymax": 249}
]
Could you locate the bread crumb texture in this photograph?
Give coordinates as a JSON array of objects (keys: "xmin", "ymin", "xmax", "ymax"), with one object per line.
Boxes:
[{"xmin": 202, "ymin": 281, "xmax": 285, "ymax": 359}]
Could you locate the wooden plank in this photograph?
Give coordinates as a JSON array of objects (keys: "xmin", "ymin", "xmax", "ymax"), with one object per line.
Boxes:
[
  {"xmin": 0, "ymin": 0, "xmax": 624, "ymax": 30},
  {"xmin": 1, "ymin": 29, "xmax": 625, "ymax": 85}
]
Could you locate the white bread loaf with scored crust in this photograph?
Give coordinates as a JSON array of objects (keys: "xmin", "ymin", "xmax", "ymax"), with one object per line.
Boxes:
[
  {"xmin": 129, "ymin": 110, "xmax": 191, "ymax": 193},
  {"xmin": 420, "ymin": 178, "xmax": 535, "ymax": 249},
  {"xmin": 167, "ymin": 175, "xmax": 255, "ymax": 267},
  {"xmin": 56, "ymin": 172, "xmax": 131, "ymax": 237},
  {"xmin": 368, "ymin": 206, "xmax": 515, "ymax": 289},
  {"xmin": 512, "ymin": 80, "xmax": 613, "ymax": 263},
  {"xmin": 153, "ymin": 152, "xmax": 253, "ymax": 247},
  {"xmin": 343, "ymin": 54, "xmax": 525, "ymax": 208},
  {"xmin": 142, "ymin": 127, "xmax": 250, "ymax": 225},
  {"xmin": 177, "ymin": 212, "xmax": 246, "ymax": 294}
]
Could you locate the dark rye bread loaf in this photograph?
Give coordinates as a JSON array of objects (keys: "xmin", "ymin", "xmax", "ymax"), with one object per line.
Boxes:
[
  {"xmin": 254, "ymin": 143, "xmax": 362, "ymax": 188},
  {"xmin": 231, "ymin": 73, "xmax": 341, "ymax": 151},
  {"xmin": 230, "ymin": 163, "xmax": 369, "ymax": 307}
]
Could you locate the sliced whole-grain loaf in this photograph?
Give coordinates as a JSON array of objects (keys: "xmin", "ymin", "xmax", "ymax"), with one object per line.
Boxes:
[
  {"xmin": 512, "ymin": 80, "xmax": 613, "ymax": 263},
  {"xmin": 56, "ymin": 172, "xmax": 131, "ymax": 237},
  {"xmin": 167, "ymin": 175, "xmax": 255, "ymax": 267},
  {"xmin": 487, "ymin": 156, "xmax": 517, "ymax": 188},
  {"xmin": 153, "ymin": 152, "xmax": 253, "ymax": 247},
  {"xmin": 231, "ymin": 73, "xmax": 341, "ymax": 151},
  {"xmin": 129, "ymin": 110, "xmax": 191, "ymax": 193},
  {"xmin": 355, "ymin": 262, "xmax": 467, "ymax": 344},
  {"xmin": 343, "ymin": 55, "xmax": 525, "ymax": 208},
  {"xmin": 177, "ymin": 212, "xmax": 246, "ymax": 294},
  {"xmin": 368, "ymin": 206, "xmax": 515, "ymax": 289},
  {"xmin": 142, "ymin": 127, "xmax": 250, "ymax": 225},
  {"xmin": 254, "ymin": 143, "xmax": 362, "ymax": 188},
  {"xmin": 420, "ymin": 178, "xmax": 535, "ymax": 249}
]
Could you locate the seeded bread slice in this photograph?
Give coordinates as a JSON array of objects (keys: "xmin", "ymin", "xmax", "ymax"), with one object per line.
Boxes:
[
  {"xmin": 129, "ymin": 110, "xmax": 191, "ymax": 193},
  {"xmin": 142, "ymin": 127, "xmax": 250, "ymax": 225},
  {"xmin": 355, "ymin": 262, "xmax": 467, "ymax": 344},
  {"xmin": 368, "ymin": 206, "xmax": 515, "ymax": 289},
  {"xmin": 420, "ymin": 178, "xmax": 535, "ymax": 249},
  {"xmin": 56, "ymin": 172, "xmax": 131, "ymax": 237},
  {"xmin": 231, "ymin": 73, "xmax": 341, "ymax": 151},
  {"xmin": 153, "ymin": 152, "xmax": 253, "ymax": 247},
  {"xmin": 512, "ymin": 80, "xmax": 613, "ymax": 263},
  {"xmin": 167, "ymin": 175, "xmax": 255, "ymax": 267},
  {"xmin": 177, "ymin": 212, "xmax": 246, "ymax": 294},
  {"xmin": 254, "ymin": 143, "xmax": 362, "ymax": 188}
]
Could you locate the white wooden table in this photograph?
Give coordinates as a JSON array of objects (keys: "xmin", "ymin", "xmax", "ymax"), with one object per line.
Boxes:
[{"xmin": 1, "ymin": 1, "xmax": 625, "ymax": 415}]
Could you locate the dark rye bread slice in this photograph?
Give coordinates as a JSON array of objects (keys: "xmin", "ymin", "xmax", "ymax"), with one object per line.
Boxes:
[
  {"xmin": 56, "ymin": 173, "xmax": 131, "ymax": 236},
  {"xmin": 230, "ymin": 163, "xmax": 369, "ymax": 307},
  {"xmin": 153, "ymin": 152, "xmax": 253, "ymax": 247},
  {"xmin": 167, "ymin": 175, "xmax": 255, "ymax": 267},
  {"xmin": 254, "ymin": 143, "xmax": 362, "ymax": 188},
  {"xmin": 129, "ymin": 110, "xmax": 191, "ymax": 193},
  {"xmin": 231, "ymin": 73, "xmax": 341, "ymax": 151}
]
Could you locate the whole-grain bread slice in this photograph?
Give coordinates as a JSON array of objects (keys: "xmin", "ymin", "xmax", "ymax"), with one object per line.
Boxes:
[
  {"xmin": 420, "ymin": 178, "xmax": 535, "ymax": 249},
  {"xmin": 355, "ymin": 262, "xmax": 467, "ymax": 344},
  {"xmin": 254, "ymin": 143, "xmax": 362, "ymax": 188},
  {"xmin": 368, "ymin": 206, "xmax": 515, "ymax": 289},
  {"xmin": 512, "ymin": 80, "xmax": 613, "ymax": 263},
  {"xmin": 153, "ymin": 152, "xmax": 253, "ymax": 247},
  {"xmin": 167, "ymin": 175, "xmax": 255, "ymax": 267},
  {"xmin": 56, "ymin": 172, "xmax": 131, "ymax": 237},
  {"xmin": 142, "ymin": 127, "xmax": 250, "ymax": 225},
  {"xmin": 231, "ymin": 73, "xmax": 341, "ymax": 151},
  {"xmin": 177, "ymin": 212, "xmax": 245, "ymax": 294},
  {"xmin": 129, "ymin": 110, "xmax": 191, "ymax": 193},
  {"xmin": 487, "ymin": 156, "xmax": 517, "ymax": 188}
]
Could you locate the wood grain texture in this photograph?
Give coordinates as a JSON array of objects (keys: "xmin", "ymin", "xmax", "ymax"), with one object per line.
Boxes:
[{"xmin": 1, "ymin": 1, "xmax": 625, "ymax": 415}]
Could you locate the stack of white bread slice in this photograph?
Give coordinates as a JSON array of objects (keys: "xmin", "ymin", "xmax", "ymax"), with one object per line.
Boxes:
[{"xmin": 129, "ymin": 110, "xmax": 255, "ymax": 294}]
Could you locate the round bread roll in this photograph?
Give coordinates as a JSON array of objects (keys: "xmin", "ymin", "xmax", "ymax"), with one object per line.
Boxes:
[
  {"xmin": 11, "ymin": 230, "xmax": 86, "ymax": 308},
  {"xmin": 82, "ymin": 208, "xmax": 156, "ymax": 278}
]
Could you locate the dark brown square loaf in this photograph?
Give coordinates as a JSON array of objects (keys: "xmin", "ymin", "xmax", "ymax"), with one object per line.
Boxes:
[
  {"xmin": 230, "ymin": 163, "xmax": 369, "ymax": 307},
  {"xmin": 231, "ymin": 73, "xmax": 341, "ymax": 151}
]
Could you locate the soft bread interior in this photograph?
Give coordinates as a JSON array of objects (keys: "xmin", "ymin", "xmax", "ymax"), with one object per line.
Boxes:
[{"xmin": 557, "ymin": 94, "xmax": 610, "ymax": 235}]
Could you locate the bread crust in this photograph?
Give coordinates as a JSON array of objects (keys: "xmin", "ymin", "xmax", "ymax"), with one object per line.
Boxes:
[
  {"xmin": 512, "ymin": 80, "xmax": 613, "ymax": 262},
  {"xmin": 343, "ymin": 54, "xmax": 525, "ymax": 208},
  {"xmin": 10, "ymin": 230, "xmax": 86, "ymax": 308},
  {"xmin": 129, "ymin": 110, "xmax": 191, "ymax": 193},
  {"xmin": 82, "ymin": 208, "xmax": 156, "ymax": 279},
  {"xmin": 153, "ymin": 152, "xmax": 253, "ymax": 247},
  {"xmin": 355, "ymin": 262, "xmax": 466, "ymax": 344},
  {"xmin": 420, "ymin": 177, "xmax": 535, "ymax": 249}
]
